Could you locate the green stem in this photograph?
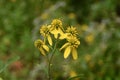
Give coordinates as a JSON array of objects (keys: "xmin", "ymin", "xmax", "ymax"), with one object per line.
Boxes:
[
  {"xmin": 48, "ymin": 60, "xmax": 51, "ymax": 80},
  {"xmin": 47, "ymin": 40, "xmax": 58, "ymax": 80}
]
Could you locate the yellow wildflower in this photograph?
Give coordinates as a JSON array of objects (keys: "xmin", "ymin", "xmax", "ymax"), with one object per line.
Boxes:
[
  {"xmin": 50, "ymin": 19, "xmax": 63, "ymax": 38},
  {"xmin": 68, "ymin": 13, "xmax": 76, "ymax": 19},
  {"xmin": 66, "ymin": 26, "xmax": 78, "ymax": 37},
  {"xmin": 85, "ymin": 33, "xmax": 94, "ymax": 44},
  {"xmin": 34, "ymin": 39, "xmax": 49, "ymax": 56},
  {"xmin": 60, "ymin": 36, "xmax": 80, "ymax": 60},
  {"xmin": 59, "ymin": 33, "xmax": 69, "ymax": 39},
  {"xmin": 41, "ymin": 13, "xmax": 49, "ymax": 20},
  {"xmin": 81, "ymin": 24, "xmax": 88, "ymax": 31},
  {"xmin": 59, "ymin": 26, "xmax": 78, "ymax": 40},
  {"xmin": 84, "ymin": 54, "xmax": 91, "ymax": 62},
  {"xmin": 51, "ymin": 19, "xmax": 62, "ymax": 28},
  {"xmin": 40, "ymin": 25, "xmax": 52, "ymax": 46},
  {"xmin": 69, "ymin": 70, "xmax": 78, "ymax": 80}
]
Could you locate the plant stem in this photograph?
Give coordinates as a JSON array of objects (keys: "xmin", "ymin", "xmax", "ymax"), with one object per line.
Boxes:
[
  {"xmin": 47, "ymin": 41, "xmax": 58, "ymax": 80},
  {"xmin": 48, "ymin": 61, "xmax": 51, "ymax": 80}
]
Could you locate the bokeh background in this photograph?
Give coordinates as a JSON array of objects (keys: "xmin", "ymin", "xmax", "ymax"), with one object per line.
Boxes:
[{"xmin": 0, "ymin": 0, "xmax": 120, "ymax": 80}]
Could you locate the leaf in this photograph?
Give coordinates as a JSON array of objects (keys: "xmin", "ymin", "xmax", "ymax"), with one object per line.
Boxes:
[
  {"xmin": 0, "ymin": 61, "xmax": 5, "ymax": 73},
  {"xmin": 0, "ymin": 56, "xmax": 20, "ymax": 73},
  {"xmin": 7, "ymin": 56, "xmax": 20, "ymax": 65}
]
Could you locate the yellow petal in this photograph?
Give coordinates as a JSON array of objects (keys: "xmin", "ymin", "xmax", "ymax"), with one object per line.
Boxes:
[
  {"xmin": 72, "ymin": 47, "xmax": 78, "ymax": 60},
  {"xmin": 64, "ymin": 46, "xmax": 71, "ymax": 59},
  {"xmin": 60, "ymin": 43, "xmax": 70, "ymax": 51},
  {"xmin": 59, "ymin": 33, "xmax": 65, "ymax": 39},
  {"xmin": 55, "ymin": 34, "xmax": 58, "ymax": 38},
  {"xmin": 47, "ymin": 35, "xmax": 52, "ymax": 46},
  {"xmin": 39, "ymin": 48, "xmax": 46, "ymax": 56},
  {"xmin": 42, "ymin": 45, "xmax": 49, "ymax": 52},
  {"xmin": 51, "ymin": 29, "xmax": 59, "ymax": 38},
  {"xmin": 51, "ymin": 29, "xmax": 59, "ymax": 34},
  {"xmin": 58, "ymin": 28, "xmax": 63, "ymax": 34},
  {"xmin": 34, "ymin": 39, "xmax": 43, "ymax": 48}
]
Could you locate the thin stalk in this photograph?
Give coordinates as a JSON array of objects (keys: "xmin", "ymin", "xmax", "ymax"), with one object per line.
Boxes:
[{"xmin": 47, "ymin": 40, "xmax": 58, "ymax": 80}]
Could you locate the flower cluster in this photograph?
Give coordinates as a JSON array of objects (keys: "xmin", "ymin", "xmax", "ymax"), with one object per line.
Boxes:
[{"xmin": 34, "ymin": 19, "xmax": 80, "ymax": 60}]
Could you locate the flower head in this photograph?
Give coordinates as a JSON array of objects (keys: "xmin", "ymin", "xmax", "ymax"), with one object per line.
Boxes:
[
  {"xmin": 59, "ymin": 26, "xmax": 78, "ymax": 40},
  {"xmin": 81, "ymin": 24, "xmax": 88, "ymax": 31},
  {"xmin": 85, "ymin": 33, "xmax": 94, "ymax": 44},
  {"xmin": 69, "ymin": 70, "xmax": 78, "ymax": 79},
  {"xmin": 51, "ymin": 19, "xmax": 62, "ymax": 29},
  {"xmin": 66, "ymin": 26, "xmax": 78, "ymax": 37},
  {"xmin": 41, "ymin": 13, "xmax": 49, "ymax": 20},
  {"xmin": 68, "ymin": 13, "xmax": 76, "ymax": 19},
  {"xmin": 40, "ymin": 25, "xmax": 52, "ymax": 45},
  {"xmin": 34, "ymin": 39, "xmax": 49, "ymax": 56},
  {"xmin": 60, "ymin": 36, "xmax": 80, "ymax": 60},
  {"xmin": 50, "ymin": 19, "xmax": 64, "ymax": 38},
  {"xmin": 34, "ymin": 19, "xmax": 81, "ymax": 60}
]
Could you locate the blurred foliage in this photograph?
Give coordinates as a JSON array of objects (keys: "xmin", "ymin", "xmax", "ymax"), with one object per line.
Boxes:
[
  {"xmin": 0, "ymin": 0, "xmax": 120, "ymax": 80},
  {"xmin": 0, "ymin": 56, "xmax": 19, "ymax": 73}
]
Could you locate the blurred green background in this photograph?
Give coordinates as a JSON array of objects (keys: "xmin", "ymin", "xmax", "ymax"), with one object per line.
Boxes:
[{"xmin": 0, "ymin": 0, "xmax": 120, "ymax": 80}]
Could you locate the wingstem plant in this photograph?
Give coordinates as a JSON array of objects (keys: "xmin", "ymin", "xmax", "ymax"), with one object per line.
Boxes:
[{"xmin": 34, "ymin": 19, "xmax": 80, "ymax": 80}]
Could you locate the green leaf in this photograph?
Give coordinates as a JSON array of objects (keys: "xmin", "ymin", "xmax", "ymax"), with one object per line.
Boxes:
[
  {"xmin": 0, "ymin": 61, "xmax": 5, "ymax": 73},
  {"xmin": 0, "ymin": 56, "xmax": 20, "ymax": 73},
  {"xmin": 6, "ymin": 56, "xmax": 20, "ymax": 65}
]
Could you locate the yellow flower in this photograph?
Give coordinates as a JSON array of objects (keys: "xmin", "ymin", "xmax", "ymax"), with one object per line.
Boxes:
[
  {"xmin": 69, "ymin": 70, "xmax": 78, "ymax": 80},
  {"xmin": 34, "ymin": 39, "xmax": 49, "ymax": 56},
  {"xmin": 85, "ymin": 33, "xmax": 94, "ymax": 44},
  {"xmin": 51, "ymin": 19, "xmax": 62, "ymax": 28},
  {"xmin": 59, "ymin": 33, "xmax": 69, "ymax": 39},
  {"xmin": 40, "ymin": 25, "xmax": 52, "ymax": 46},
  {"xmin": 60, "ymin": 36, "xmax": 80, "ymax": 60},
  {"xmin": 81, "ymin": 24, "xmax": 88, "ymax": 31},
  {"xmin": 66, "ymin": 26, "xmax": 78, "ymax": 37},
  {"xmin": 59, "ymin": 26, "xmax": 78, "ymax": 40},
  {"xmin": 50, "ymin": 19, "xmax": 63, "ymax": 38},
  {"xmin": 41, "ymin": 13, "xmax": 49, "ymax": 20},
  {"xmin": 68, "ymin": 13, "xmax": 76, "ymax": 19},
  {"xmin": 84, "ymin": 54, "xmax": 91, "ymax": 62}
]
